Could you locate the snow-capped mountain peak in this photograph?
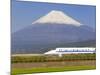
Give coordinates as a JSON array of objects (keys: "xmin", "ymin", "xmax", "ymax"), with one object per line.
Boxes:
[{"xmin": 32, "ymin": 10, "xmax": 82, "ymax": 26}]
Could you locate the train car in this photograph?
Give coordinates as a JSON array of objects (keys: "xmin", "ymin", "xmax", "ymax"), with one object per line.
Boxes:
[{"xmin": 44, "ymin": 47, "xmax": 96, "ymax": 57}]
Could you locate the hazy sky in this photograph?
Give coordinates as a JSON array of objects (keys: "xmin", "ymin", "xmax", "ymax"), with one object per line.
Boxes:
[{"xmin": 11, "ymin": 0, "xmax": 96, "ymax": 32}]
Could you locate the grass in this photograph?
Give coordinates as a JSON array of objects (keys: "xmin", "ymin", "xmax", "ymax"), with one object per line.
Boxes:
[
  {"xmin": 11, "ymin": 54, "xmax": 96, "ymax": 75},
  {"xmin": 12, "ymin": 65, "xmax": 96, "ymax": 75}
]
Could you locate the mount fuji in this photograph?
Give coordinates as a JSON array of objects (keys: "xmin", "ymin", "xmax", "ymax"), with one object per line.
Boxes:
[
  {"xmin": 32, "ymin": 10, "xmax": 82, "ymax": 26},
  {"xmin": 12, "ymin": 10, "xmax": 96, "ymax": 54}
]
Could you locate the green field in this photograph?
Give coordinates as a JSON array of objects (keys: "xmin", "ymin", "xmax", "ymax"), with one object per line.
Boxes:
[
  {"xmin": 12, "ymin": 54, "xmax": 96, "ymax": 75},
  {"xmin": 12, "ymin": 54, "xmax": 96, "ymax": 63},
  {"xmin": 12, "ymin": 65, "xmax": 96, "ymax": 75}
]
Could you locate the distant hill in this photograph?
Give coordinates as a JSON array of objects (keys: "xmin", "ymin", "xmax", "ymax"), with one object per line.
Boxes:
[
  {"xmin": 59, "ymin": 40, "xmax": 96, "ymax": 47},
  {"xmin": 11, "ymin": 40, "xmax": 95, "ymax": 54}
]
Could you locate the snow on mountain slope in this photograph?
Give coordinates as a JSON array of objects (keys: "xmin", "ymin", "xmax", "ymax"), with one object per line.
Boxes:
[{"xmin": 32, "ymin": 10, "xmax": 82, "ymax": 26}]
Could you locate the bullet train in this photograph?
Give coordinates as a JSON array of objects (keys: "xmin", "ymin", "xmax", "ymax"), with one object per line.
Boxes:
[{"xmin": 44, "ymin": 47, "xmax": 96, "ymax": 55}]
